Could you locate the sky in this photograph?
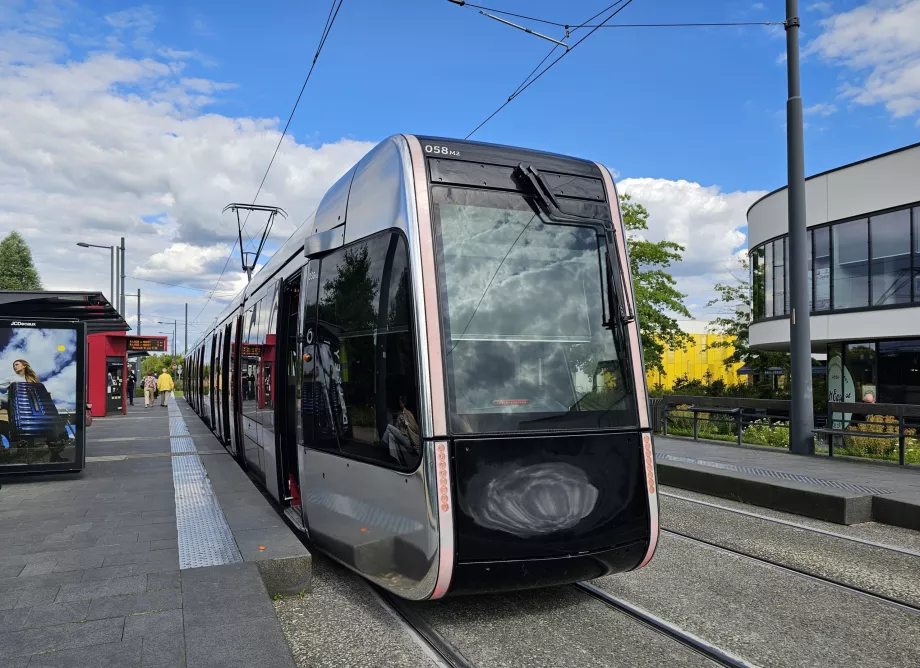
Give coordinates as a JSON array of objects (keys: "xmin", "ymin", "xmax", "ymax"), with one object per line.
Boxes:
[{"xmin": 1, "ymin": 0, "xmax": 919, "ymax": 348}]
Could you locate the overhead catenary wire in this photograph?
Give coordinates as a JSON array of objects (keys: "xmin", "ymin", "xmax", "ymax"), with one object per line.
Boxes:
[
  {"xmin": 195, "ymin": 0, "xmax": 346, "ymax": 324},
  {"xmin": 127, "ymin": 276, "xmax": 235, "ymax": 295},
  {"xmin": 449, "ymin": 2, "xmax": 782, "ymax": 29},
  {"xmin": 466, "ymin": 0, "xmax": 636, "ymax": 139}
]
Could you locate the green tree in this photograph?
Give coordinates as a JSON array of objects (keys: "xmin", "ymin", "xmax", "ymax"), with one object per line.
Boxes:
[
  {"xmin": 140, "ymin": 354, "xmax": 185, "ymax": 381},
  {"xmin": 621, "ymin": 193, "xmax": 691, "ymax": 374},
  {"xmin": 0, "ymin": 231, "xmax": 43, "ymax": 290},
  {"xmin": 707, "ymin": 255, "xmax": 789, "ymax": 375}
]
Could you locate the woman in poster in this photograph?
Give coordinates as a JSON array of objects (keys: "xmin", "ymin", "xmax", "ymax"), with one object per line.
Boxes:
[{"xmin": 12, "ymin": 359, "xmax": 40, "ymax": 384}]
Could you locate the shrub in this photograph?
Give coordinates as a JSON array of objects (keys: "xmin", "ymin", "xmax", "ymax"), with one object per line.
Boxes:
[{"xmin": 742, "ymin": 419, "xmax": 790, "ymax": 448}]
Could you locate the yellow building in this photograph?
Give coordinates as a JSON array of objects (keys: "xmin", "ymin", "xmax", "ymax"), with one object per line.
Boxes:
[{"xmin": 646, "ymin": 320, "xmax": 744, "ymax": 390}]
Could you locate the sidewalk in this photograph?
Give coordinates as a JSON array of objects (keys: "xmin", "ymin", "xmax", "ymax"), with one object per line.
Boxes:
[
  {"xmin": 0, "ymin": 400, "xmax": 308, "ymax": 667},
  {"xmin": 655, "ymin": 436, "xmax": 920, "ymax": 530}
]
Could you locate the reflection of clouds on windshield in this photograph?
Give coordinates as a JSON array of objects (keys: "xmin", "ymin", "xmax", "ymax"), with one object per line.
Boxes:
[
  {"xmin": 440, "ymin": 204, "xmax": 600, "ymax": 340},
  {"xmin": 0, "ymin": 328, "xmax": 78, "ymax": 411},
  {"xmin": 462, "ymin": 461, "xmax": 599, "ymax": 537}
]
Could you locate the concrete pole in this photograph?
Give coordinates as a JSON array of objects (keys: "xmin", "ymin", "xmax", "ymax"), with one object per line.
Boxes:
[
  {"xmin": 120, "ymin": 237, "xmax": 126, "ymax": 318},
  {"xmin": 137, "ymin": 289, "xmax": 141, "ymax": 335},
  {"xmin": 785, "ymin": 0, "xmax": 815, "ymax": 455}
]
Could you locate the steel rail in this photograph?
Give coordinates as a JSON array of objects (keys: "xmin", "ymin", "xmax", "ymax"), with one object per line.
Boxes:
[
  {"xmin": 573, "ymin": 582, "xmax": 755, "ymax": 667},
  {"xmin": 661, "ymin": 490, "xmax": 920, "ymax": 558},
  {"xmin": 664, "ymin": 529, "xmax": 920, "ymax": 616}
]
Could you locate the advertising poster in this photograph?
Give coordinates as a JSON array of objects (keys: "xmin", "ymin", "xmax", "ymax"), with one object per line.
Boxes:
[{"xmin": 0, "ymin": 319, "xmax": 85, "ymax": 472}]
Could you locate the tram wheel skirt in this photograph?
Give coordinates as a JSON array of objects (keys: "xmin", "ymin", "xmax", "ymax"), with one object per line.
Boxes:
[{"xmin": 446, "ymin": 540, "xmax": 647, "ymax": 596}]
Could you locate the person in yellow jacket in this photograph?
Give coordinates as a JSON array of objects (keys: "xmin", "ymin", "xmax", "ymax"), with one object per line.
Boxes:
[{"xmin": 157, "ymin": 368, "xmax": 175, "ymax": 407}]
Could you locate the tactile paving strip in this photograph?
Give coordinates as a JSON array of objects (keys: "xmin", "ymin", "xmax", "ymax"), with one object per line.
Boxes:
[
  {"xmin": 656, "ymin": 452, "xmax": 893, "ymax": 495},
  {"xmin": 168, "ymin": 402, "xmax": 242, "ymax": 569}
]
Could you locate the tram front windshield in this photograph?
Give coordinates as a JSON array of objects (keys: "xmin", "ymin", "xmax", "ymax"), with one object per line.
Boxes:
[{"xmin": 432, "ymin": 186, "xmax": 638, "ymax": 434}]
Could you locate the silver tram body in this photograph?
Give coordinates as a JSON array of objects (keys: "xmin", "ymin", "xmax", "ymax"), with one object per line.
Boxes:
[{"xmin": 187, "ymin": 134, "xmax": 659, "ymax": 600}]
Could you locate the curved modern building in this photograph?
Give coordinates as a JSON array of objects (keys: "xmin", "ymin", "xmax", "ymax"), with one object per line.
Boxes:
[{"xmin": 747, "ymin": 142, "xmax": 920, "ymax": 405}]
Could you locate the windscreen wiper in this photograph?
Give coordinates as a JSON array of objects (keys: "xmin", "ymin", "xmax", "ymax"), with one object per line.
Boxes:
[{"xmin": 513, "ymin": 163, "xmax": 596, "ymax": 224}]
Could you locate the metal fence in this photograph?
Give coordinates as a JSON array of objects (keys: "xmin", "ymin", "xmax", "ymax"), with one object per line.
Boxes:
[{"xmin": 657, "ymin": 395, "xmax": 919, "ymax": 466}]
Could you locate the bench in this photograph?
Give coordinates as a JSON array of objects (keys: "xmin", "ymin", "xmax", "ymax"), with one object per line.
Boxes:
[{"xmin": 813, "ymin": 426, "xmax": 906, "ymax": 464}]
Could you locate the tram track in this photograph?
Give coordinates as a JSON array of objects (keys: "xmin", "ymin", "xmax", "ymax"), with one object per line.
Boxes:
[
  {"xmin": 572, "ymin": 582, "xmax": 754, "ymax": 667},
  {"xmin": 660, "ymin": 490, "xmax": 920, "ymax": 558},
  {"xmin": 662, "ymin": 528, "xmax": 920, "ymax": 616},
  {"xmin": 369, "ymin": 585, "xmax": 476, "ymax": 668}
]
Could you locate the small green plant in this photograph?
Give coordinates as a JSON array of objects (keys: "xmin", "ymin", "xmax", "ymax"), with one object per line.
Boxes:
[{"xmin": 741, "ymin": 419, "xmax": 790, "ymax": 448}]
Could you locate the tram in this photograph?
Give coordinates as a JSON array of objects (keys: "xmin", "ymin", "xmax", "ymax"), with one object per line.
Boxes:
[{"xmin": 187, "ymin": 134, "xmax": 659, "ymax": 600}]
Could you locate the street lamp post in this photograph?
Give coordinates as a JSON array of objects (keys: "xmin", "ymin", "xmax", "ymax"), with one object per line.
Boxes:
[
  {"xmin": 785, "ymin": 0, "xmax": 815, "ymax": 455},
  {"xmin": 157, "ymin": 320, "xmax": 177, "ymax": 356},
  {"xmin": 76, "ymin": 242, "xmax": 115, "ymax": 308}
]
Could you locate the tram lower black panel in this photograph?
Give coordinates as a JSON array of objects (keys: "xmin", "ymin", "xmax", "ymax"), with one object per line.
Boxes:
[
  {"xmin": 452, "ymin": 431, "xmax": 649, "ymax": 562},
  {"xmin": 447, "ymin": 541, "xmax": 646, "ymax": 595}
]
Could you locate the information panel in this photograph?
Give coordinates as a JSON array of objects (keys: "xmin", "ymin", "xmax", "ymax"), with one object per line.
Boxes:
[
  {"xmin": 0, "ymin": 318, "xmax": 86, "ymax": 475},
  {"xmin": 127, "ymin": 337, "xmax": 166, "ymax": 352},
  {"xmin": 241, "ymin": 344, "xmax": 262, "ymax": 357}
]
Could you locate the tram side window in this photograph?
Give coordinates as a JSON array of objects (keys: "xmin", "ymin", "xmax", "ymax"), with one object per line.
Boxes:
[
  {"xmin": 241, "ymin": 304, "xmax": 259, "ymax": 418},
  {"xmin": 263, "ymin": 289, "xmax": 279, "ymax": 417},
  {"xmin": 314, "ymin": 231, "xmax": 420, "ymax": 469}
]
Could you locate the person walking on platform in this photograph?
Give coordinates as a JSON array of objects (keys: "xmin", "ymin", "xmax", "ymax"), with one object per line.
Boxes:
[
  {"xmin": 143, "ymin": 372, "xmax": 156, "ymax": 407},
  {"xmin": 157, "ymin": 368, "xmax": 174, "ymax": 407},
  {"xmin": 126, "ymin": 372, "xmax": 136, "ymax": 407}
]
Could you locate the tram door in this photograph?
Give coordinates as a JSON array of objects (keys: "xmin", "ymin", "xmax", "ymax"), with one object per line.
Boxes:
[{"xmin": 277, "ymin": 270, "xmax": 304, "ymax": 510}]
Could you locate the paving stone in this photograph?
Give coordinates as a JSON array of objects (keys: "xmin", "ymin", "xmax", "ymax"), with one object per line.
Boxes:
[
  {"xmin": 14, "ymin": 584, "xmax": 61, "ymax": 609},
  {"xmin": 26, "ymin": 600, "xmax": 90, "ymax": 627},
  {"xmin": 0, "ymin": 591, "xmax": 20, "ymax": 610},
  {"xmin": 81, "ymin": 564, "xmax": 147, "ymax": 581},
  {"xmin": 1, "ymin": 624, "xmax": 59, "ymax": 658},
  {"xmin": 55, "ymin": 574, "xmax": 148, "ymax": 603},
  {"xmin": 103, "ymin": 548, "xmax": 178, "ymax": 569},
  {"xmin": 0, "ymin": 563, "xmax": 25, "ymax": 578},
  {"xmin": 86, "ymin": 588, "xmax": 183, "ymax": 620},
  {"xmin": 28, "ymin": 638, "xmax": 143, "ymax": 667},
  {"xmin": 124, "ymin": 608, "xmax": 183, "ymax": 638},
  {"xmin": 20, "ymin": 561, "xmax": 57, "ymax": 577},
  {"xmin": 185, "ymin": 618, "xmax": 295, "ymax": 668},
  {"xmin": 181, "ymin": 563, "xmax": 276, "ymax": 631},
  {"xmin": 141, "ymin": 631, "xmax": 187, "ymax": 668},
  {"xmin": 147, "ymin": 570, "xmax": 180, "ymax": 591},
  {"xmin": 0, "ymin": 606, "xmax": 32, "ymax": 632},
  {"xmin": 55, "ymin": 616, "xmax": 125, "ymax": 651},
  {"xmin": 150, "ymin": 538, "xmax": 179, "ymax": 551},
  {"xmin": 52, "ymin": 552, "xmax": 106, "ymax": 572}
]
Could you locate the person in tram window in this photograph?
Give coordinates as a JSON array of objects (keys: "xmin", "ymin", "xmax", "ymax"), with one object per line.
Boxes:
[
  {"xmin": 143, "ymin": 372, "xmax": 156, "ymax": 408},
  {"xmin": 382, "ymin": 395, "xmax": 420, "ymax": 464},
  {"xmin": 126, "ymin": 372, "xmax": 136, "ymax": 406},
  {"xmin": 157, "ymin": 368, "xmax": 174, "ymax": 407}
]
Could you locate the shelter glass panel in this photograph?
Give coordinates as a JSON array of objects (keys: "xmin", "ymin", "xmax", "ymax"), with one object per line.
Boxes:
[{"xmin": 878, "ymin": 340, "xmax": 920, "ymax": 405}]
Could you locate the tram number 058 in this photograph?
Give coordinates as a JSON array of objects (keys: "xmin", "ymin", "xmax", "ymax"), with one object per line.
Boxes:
[{"xmin": 425, "ymin": 145, "xmax": 460, "ymax": 157}]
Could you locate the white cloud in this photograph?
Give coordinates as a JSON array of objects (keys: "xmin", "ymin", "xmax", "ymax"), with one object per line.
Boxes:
[
  {"xmin": 807, "ymin": 0, "xmax": 920, "ymax": 119},
  {"xmin": 0, "ymin": 2, "xmax": 375, "ymax": 334},
  {"xmin": 807, "ymin": 2, "xmax": 834, "ymax": 13},
  {"xmin": 804, "ymin": 102, "xmax": 837, "ymax": 116},
  {"xmin": 618, "ymin": 178, "xmax": 765, "ymax": 317}
]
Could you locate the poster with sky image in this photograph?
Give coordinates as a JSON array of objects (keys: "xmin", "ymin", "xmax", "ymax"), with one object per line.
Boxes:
[{"xmin": 0, "ymin": 318, "xmax": 86, "ymax": 474}]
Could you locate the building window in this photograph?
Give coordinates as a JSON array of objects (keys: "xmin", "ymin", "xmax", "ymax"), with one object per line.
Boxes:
[
  {"xmin": 832, "ymin": 218, "xmax": 869, "ymax": 309},
  {"xmin": 806, "ymin": 230, "xmax": 813, "ymax": 311},
  {"xmin": 764, "ymin": 242, "xmax": 774, "ymax": 317},
  {"xmin": 846, "ymin": 342, "xmax": 876, "ymax": 403},
  {"xmin": 667, "ymin": 348, "xmax": 675, "ymax": 363},
  {"xmin": 751, "ymin": 246, "xmax": 765, "ymax": 319},
  {"xmin": 870, "ymin": 209, "xmax": 911, "ymax": 306},
  {"xmin": 878, "ymin": 341, "xmax": 920, "ymax": 405},
  {"xmin": 773, "ymin": 239, "xmax": 786, "ymax": 316},
  {"xmin": 813, "ymin": 226, "xmax": 830, "ymax": 311},
  {"xmin": 914, "ymin": 207, "xmax": 920, "ymax": 302}
]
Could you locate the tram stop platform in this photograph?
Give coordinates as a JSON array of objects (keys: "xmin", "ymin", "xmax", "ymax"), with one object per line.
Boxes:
[
  {"xmin": 0, "ymin": 399, "xmax": 309, "ymax": 667},
  {"xmin": 655, "ymin": 436, "xmax": 920, "ymax": 530}
]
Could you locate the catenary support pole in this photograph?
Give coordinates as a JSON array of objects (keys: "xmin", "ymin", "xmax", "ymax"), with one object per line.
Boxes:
[
  {"xmin": 785, "ymin": 0, "xmax": 814, "ymax": 455},
  {"xmin": 120, "ymin": 237, "xmax": 126, "ymax": 318},
  {"xmin": 184, "ymin": 303, "xmax": 188, "ymax": 356},
  {"xmin": 110, "ymin": 247, "xmax": 115, "ymax": 309},
  {"xmin": 137, "ymin": 289, "xmax": 141, "ymax": 335}
]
